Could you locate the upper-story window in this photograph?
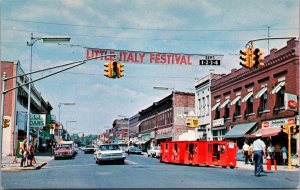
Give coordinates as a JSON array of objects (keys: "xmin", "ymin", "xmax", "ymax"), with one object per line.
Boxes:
[
  {"xmin": 260, "ymin": 92, "xmax": 268, "ymax": 111},
  {"xmin": 235, "ymin": 100, "xmax": 241, "ymax": 116},
  {"xmin": 271, "ymin": 81, "xmax": 285, "ymax": 109},
  {"xmin": 246, "ymin": 96, "xmax": 254, "ymax": 114},
  {"xmin": 224, "ymin": 103, "xmax": 230, "ymax": 118}
]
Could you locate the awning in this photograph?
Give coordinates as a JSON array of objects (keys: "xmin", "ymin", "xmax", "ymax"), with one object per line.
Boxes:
[
  {"xmin": 242, "ymin": 91, "xmax": 253, "ymax": 102},
  {"xmin": 247, "ymin": 127, "xmax": 281, "ymax": 138},
  {"xmin": 220, "ymin": 99, "xmax": 230, "ymax": 108},
  {"xmin": 230, "ymin": 96, "xmax": 241, "ymax": 105},
  {"xmin": 211, "ymin": 102, "xmax": 220, "ymax": 111},
  {"xmin": 224, "ymin": 122, "xmax": 257, "ymax": 138},
  {"xmin": 255, "ymin": 87, "xmax": 267, "ymax": 99},
  {"xmin": 271, "ymin": 81, "xmax": 285, "ymax": 94}
]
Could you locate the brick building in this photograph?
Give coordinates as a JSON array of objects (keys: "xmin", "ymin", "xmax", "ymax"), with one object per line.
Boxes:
[
  {"xmin": 1, "ymin": 61, "xmax": 53, "ymax": 156},
  {"xmin": 138, "ymin": 91, "xmax": 195, "ymax": 150},
  {"xmin": 210, "ymin": 39, "xmax": 299, "ymax": 151}
]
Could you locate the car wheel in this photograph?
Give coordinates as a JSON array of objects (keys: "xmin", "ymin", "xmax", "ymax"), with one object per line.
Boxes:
[
  {"xmin": 98, "ymin": 161, "xmax": 102, "ymax": 165},
  {"xmin": 147, "ymin": 154, "xmax": 150, "ymax": 157},
  {"xmin": 96, "ymin": 160, "xmax": 99, "ymax": 164},
  {"xmin": 120, "ymin": 159, "xmax": 125, "ymax": 164}
]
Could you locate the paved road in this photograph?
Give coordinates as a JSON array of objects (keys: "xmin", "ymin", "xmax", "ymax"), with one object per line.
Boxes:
[{"xmin": 1, "ymin": 150, "xmax": 299, "ymax": 189}]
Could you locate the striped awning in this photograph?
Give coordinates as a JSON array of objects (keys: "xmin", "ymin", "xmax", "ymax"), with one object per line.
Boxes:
[
  {"xmin": 220, "ymin": 99, "xmax": 230, "ymax": 108},
  {"xmin": 230, "ymin": 96, "xmax": 241, "ymax": 105},
  {"xmin": 211, "ymin": 102, "xmax": 220, "ymax": 111},
  {"xmin": 255, "ymin": 87, "xmax": 267, "ymax": 99},
  {"xmin": 271, "ymin": 81, "xmax": 285, "ymax": 94},
  {"xmin": 242, "ymin": 91, "xmax": 253, "ymax": 102}
]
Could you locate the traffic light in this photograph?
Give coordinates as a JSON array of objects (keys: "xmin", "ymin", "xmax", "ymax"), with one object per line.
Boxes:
[
  {"xmin": 290, "ymin": 124, "xmax": 299, "ymax": 134},
  {"xmin": 117, "ymin": 62, "xmax": 124, "ymax": 78},
  {"xmin": 239, "ymin": 48, "xmax": 253, "ymax": 69},
  {"xmin": 253, "ymin": 48, "xmax": 264, "ymax": 68},
  {"xmin": 112, "ymin": 61, "xmax": 118, "ymax": 79},
  {"xmin": 2, "ymin": 118, "xmax": 10, "ymax": 128},
  {"xmin": 104, "ymin": 62, "xmax": 112, "ymax": 78},
  {"xmin": 281, "ymin": 124, "xmax": 288, "ymax": 134}
]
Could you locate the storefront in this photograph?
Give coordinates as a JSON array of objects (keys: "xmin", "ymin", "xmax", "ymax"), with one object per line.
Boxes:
[
  {"xmin": 155, "ymin": 127, "xmax": 172, "ymax": 145},
  {"xmin": 212, "ymin": 118, "xmax": 226, "ymax": 140},
  {"xmin": 137, "ymin": 133, "xmax": 150, "ymax": 151}
]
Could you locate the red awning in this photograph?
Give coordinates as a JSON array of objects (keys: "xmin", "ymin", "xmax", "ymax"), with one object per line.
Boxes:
[{"xmin": 247, "ymin": 127, "xmax": 281, "ymax": 138}]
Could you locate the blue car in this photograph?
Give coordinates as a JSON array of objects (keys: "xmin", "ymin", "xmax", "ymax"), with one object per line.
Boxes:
[{"xmin": 128, "ymin": 146, "xmax": 143, "ymax": 154}]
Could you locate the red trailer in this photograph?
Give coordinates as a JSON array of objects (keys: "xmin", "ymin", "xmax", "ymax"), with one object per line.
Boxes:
[{"xmin": 160, "ymin": 140, "xmax": 237, "ymax": 169}]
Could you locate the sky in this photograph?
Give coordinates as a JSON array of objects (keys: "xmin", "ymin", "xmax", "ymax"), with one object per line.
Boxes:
[{"xmin": 1, "ymin": 0, "xmax": 299, "ymax": 135}]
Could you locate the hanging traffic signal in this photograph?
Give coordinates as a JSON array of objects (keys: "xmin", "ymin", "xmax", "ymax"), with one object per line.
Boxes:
[
  {"xmin": 239, "ymin": 48, "xmax": 253, "ymax": 69},
  {"xmin": 253, "ymin": 48, "xmax": 264, "ymax": 68},
  {"xmin": 112, "ymin": 61, "xmax": 118, "ymax": 79},
  {"xmin": 117, "ymin": 62, "xmax": 124, "ymax": 78},
  {"xmin": 104, "ymin": 62, "xmax": 112, "ymax": 78}
]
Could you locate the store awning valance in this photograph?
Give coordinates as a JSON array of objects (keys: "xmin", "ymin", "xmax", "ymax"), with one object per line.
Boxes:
[
  {"xmin": 255, "ymin": 87, "xmax": 267, "ymax": 99},
  {"xmin": 220, "ymin": 99, "xmax": 230, "ymax": 108},
  {"xmin": 230, "ymin": 96, "xmax": 241, "ymax": 105},
  {"xmin": 271, "ymin": 81, "xmax": 285, "ymax": 94},
  {"xmin": 211, "ymin": 102, "xmax": 220, "ymax": 111},
  {"xmin": 224, "ymin": 122, "xmax": 257, "ymax": 138},
  {"xmin": 246, "ymin": 127, "xmax": 281, "ymax": 138},
  {"xmin": 242, "ymin": 91, "xmax": 253, "ymax": 102}
]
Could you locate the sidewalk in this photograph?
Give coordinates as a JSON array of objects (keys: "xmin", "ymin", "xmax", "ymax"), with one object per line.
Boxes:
[
  {"xmin": 235, "ymin": 160, "xmax": 299, "ymax": 172},
  {"xmin": 1, "ymin": 152, "xmax": 53, "ymax": 172}
]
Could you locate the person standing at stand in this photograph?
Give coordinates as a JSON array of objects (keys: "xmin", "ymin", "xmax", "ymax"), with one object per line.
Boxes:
[
  {"xmin": 242, "ymin": 141, "xmax": 249, "ymax": 164},
  {"xmin": 253, "ymin": 134, "xmax": 266, "ymax": 177}
]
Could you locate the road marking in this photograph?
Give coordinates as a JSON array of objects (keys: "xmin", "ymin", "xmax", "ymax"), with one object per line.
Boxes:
[
  {"xmin": 125, "ymin": 160, "xmax": 138, "ymax": 165},
  {"xmin": 43, "ymin": 163, "xmax": 96, "ymax": 169}
]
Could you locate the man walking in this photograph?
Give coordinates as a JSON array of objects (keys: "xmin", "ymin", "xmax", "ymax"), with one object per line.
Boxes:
[
  {"xmin": 253, "ymin": 134, "xmax": 266, "ymax": 177},
  {"xmin": 242, "ymin": 141, "xmax": 249, "ymax": 164}
]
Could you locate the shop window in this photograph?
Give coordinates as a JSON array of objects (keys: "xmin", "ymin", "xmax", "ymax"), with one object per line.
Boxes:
[{"xmin": 276, "ymin": 87, "xmax": 285, "ymax": 108}]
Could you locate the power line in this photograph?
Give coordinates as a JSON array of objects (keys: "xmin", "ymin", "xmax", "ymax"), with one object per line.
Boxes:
[{"xmin": 2, "ymin": 18, "xmax": 298, "ymax": 32}]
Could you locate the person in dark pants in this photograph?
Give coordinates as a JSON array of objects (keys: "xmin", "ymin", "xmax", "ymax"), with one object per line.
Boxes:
[
  {"xmin": 242, "ymin": 141, "xmax": 249, "ymax": 164},
  {"xmin": 253, "ymin": 134, "xmax": 266, "ymax": 177}
]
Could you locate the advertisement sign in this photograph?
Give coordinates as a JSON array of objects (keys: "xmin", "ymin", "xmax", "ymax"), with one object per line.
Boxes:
[
  {"xmin": 86, "ymin": 48, "xmax": 223, "ymax": 66},
  {"xmin": 30, "ymin": 114, "xmax": 46, "ymax": 128},
  {"xmin": 212, "ymin": 118, "xmax": 224, "ymax": 127},
  {"xmin": 284, "ymin": 93, "xmax": 298, "ymax": 112},
  {"xmin": 262, "ymin": 117, "xmax": 295, "ymax": 129},
  {"xmin": 185, "ymin": 117, "xmax": 199, "ymax": 128}
]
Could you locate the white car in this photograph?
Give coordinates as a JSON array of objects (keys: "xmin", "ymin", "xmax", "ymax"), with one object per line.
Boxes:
[
  {"xmin": 147, "ymin": 146, "xmax": 161, "ymax": 158},
  {"xmin": 94, "ymin": 144, "xmax": 126, "ymax": 165}
]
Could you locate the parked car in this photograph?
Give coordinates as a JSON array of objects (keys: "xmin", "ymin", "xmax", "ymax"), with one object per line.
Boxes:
[
  {"xmin": 83, "ymin": 145, "xmax": 96, "ymax": 154},
  {"xmin": 54, "ymin": 146, "xmax": 74, "ymax": 160},
  {"xmin": 119, "ymin": 145, "xmax": 129, "ymax": 153},
  {"xmin": 147, "ymin": 146, "xmax": 161, "ymax": 158},
  {"xmin": 94, "ymin": 144, "xmax": 126, "ymax": 165},
  {"xmin": 128, "ymin": 146, "xmax": 143, "ymax": 154}
]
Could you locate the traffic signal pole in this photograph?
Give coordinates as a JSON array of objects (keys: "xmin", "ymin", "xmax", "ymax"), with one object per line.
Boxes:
[
  {"xmin": 0, "ymin": 54, "xmax": 115, "ymax": 168},
  {"xmin": 288, "ymin": 125, "xmax": 292, "ymax": 170}
]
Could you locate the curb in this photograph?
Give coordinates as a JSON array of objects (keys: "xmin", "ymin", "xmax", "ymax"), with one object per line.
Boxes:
[{"xmin": 1, "ymin": 162, "xmax": 47, "ymax": 172}]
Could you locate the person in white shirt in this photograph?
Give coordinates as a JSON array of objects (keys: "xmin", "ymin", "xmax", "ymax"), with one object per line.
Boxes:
[
  {"xmin": 252, "ymin": 134, "xmax": 266, "ymax": 177},
  {"xmin": 267, "ymin": 142, "xmax": 275, "ymax": 165},
  {"xmin": 242, "ymin": 142, "xmax": 249, "ymax": 164}
]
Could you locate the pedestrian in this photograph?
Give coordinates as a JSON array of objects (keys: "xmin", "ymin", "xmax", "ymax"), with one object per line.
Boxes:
[
  {"xmin": 19, "ymin": 139, "xmax": 27, "ymax": 167},
  {"xmin": 281, "ymin": 146, "xmax": 287, "ymax": 165},
  {"xmin": 267, "ymin": 142, "xmax": 275, "ymax": 165},
  {"xmin": 248, "ymin": 143, "xmax": 254, "ymax": 164},
  {"xmin": 252, "ymin": 134, "xmax": 266, "ymax": 177},
  {"xmin": 27, "ymin": 143, "xmax": 34, "ymax": 166},
  {"xmin": 242, "ymin": 141, "xmax": 249, "ymax": 164},
  {"xmin": 274, "ymin": 143, "xmax": 281, "ymax": 164}
]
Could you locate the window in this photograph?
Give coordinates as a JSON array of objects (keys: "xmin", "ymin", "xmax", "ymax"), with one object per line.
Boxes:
[
  {"xmin": 246, "ymin": 96, "xmax": 254, "ymax": 114},
  {"xmin": 276, "ymin": 87, "xmax": 285, "ymax": 108},
  {"xmin": 224, "ymin": 103, "xmax": 230, "ymax": 118},
  {"xmin": 215, "ymin": 106, "xmax": 220, "ymax": 119},
  {"xmin": 234, "ymin": 100, "xmax": 241, "ymax": 116},
  {"xmin": 260, "ymin": 92, "xmax": 268, "ymax": 111}
]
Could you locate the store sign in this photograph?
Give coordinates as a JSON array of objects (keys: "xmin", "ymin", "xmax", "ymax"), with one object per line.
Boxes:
[
  {"xmin": 212, "ymin": 118, "xmax": 224, "ymax": 127},
  {"xmin": 30, "ymin": 114, "xmax": 46, "ymax": 128},
  {"xmin": 86, "ymin": 48, "xmax": 223, "ymax": 66},
  {"xmin": 262, "ymin": 117, "xmax": 295, "ymax": 129},
  {"xmin": 284, "ymin": 93, "xmax": 298, "ymax": 112},
  {"xmin": 156, "ymin": 127, "xmax": 172, "ymax": 139}
]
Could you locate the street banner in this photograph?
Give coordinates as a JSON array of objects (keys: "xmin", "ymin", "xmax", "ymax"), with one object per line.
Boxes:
[
  {"xmin": 86, "ymin": 48, "xmax": 223, "ymax": 66},
  {"xmin": 30, "ymin": 114, "xmax": 46, "ymax": 128}
]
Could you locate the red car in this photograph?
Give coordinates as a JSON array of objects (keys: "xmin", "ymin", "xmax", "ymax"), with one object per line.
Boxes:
[{"xmin": 54, "ymin": 146, "xmax": 74, "ymax": 160}]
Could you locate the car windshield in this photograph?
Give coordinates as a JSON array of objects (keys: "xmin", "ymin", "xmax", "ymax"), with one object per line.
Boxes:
[
  {"xmin": 153, "ymin": 147, "xmax": 160, "ymax": 150},
  {"xmin": 56, "ymin": 146, "xmax": 70, "ymax": 150},
  {"xmin": 99, "ymin": 145, "xmax": 120, "ymax": 151}
]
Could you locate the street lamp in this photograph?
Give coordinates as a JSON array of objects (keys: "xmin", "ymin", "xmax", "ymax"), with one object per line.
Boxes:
[
  {"xmin": 26, "ymin": 33, "xmax": 71, "ymax": 147},
  {"xmin": 58, "ymin": 102, "xmax": 75, "ymax": 141}
]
